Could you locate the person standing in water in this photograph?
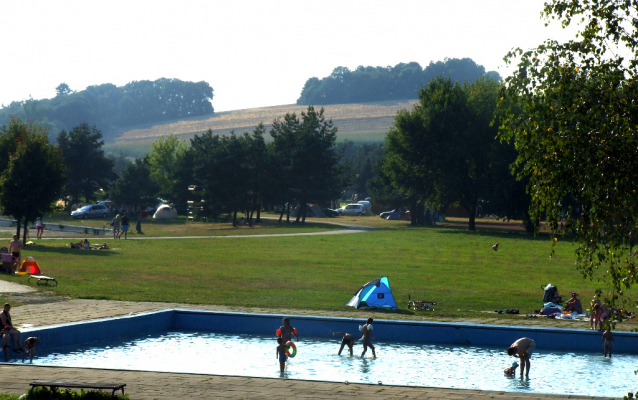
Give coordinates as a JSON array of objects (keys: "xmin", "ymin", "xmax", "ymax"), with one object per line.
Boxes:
[
  {"xmin": 333, "ymin": 332, "xmax": 355, "ymax": 356},
  {"xmin": 507, "ymin": 337, "xmax": 535, "ymax": 377},
  {"xmin": 603, "ymin": 329, "xmax": 615, "ymax": 358},
  {"xmin": 359, "ymin": 318, "xmax": 376, "ymax": 358},
  {"xmin": 276, "ymin": 337, "xmax": 288, "ymax": 373},
  {"xmin": 276, "ymin": 317, "xmax": 298, "ymax": 343}
]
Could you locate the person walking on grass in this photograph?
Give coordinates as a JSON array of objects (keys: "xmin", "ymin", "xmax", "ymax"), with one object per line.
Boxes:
[
  {"xmin": 111, "ymin": 214, "xmax": 121, "ymax": 239},
  {"xmin": 119, "ymin": 212, "xmax": 129, "ymax": 239},
  {"xmin": 507, "ymin": 337, "xmax": 535, "ymax": 377},
  {"xmin": 36, "ymin": 217, "xmax": 44, "ymax": 240}
]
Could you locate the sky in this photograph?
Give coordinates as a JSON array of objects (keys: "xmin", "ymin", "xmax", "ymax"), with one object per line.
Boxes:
[{"xmin": 0, "ymin": 1, "xmax": 578, "ymax": 112}]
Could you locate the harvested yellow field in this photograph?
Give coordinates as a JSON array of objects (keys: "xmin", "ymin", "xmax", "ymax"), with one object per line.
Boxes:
[{"xmin": 115, "ymin": 100, "xmax": 418, "ymax": 144}]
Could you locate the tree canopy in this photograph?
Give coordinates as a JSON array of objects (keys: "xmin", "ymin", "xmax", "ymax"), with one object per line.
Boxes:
[
  {"xmin": 0, "ymin": 118, "xmax": 65, "ymax": 240},
  {"xmin": 0, "ymin": 78, "xmax": 214, "ymax": 141},
  {"xmin": 57, "ymin": 123, "xmax": 116, "ymax": 204},
  {"xmin": 297, "ymin": 58, "xmax": 500, "ymax": 105},
  {"xmin": 497, "ymin": 0, "xmax": 638, "ymax": 304}
]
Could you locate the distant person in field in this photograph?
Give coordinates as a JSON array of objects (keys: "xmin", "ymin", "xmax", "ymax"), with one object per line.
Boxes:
[
  {"xmin": 333, "ymin": 332, "xmax": 355, "ymax": 356},
  {"xmin": 36, "ymin": 217, "xmax": 44, "ymax": 240},
  {"xmin": 111, "ymin": 214, "xmax": 121, "ymax": 239},
  {"xmin": 602, "ymin": 329, "xmax": 615, "ymax": 358},
  {"xmin": 9, "ymin": 235, "xmax": 23, "ymax": 272},
  {"xmin": 359, "ymin": 318, "xmax": 376, "ymax": 358},
  {"xmin": 119, "ymin": 212, "xmax": 130, "ymax": 239},
  {"xmin": 507, "ymin": 337, "xmax": 535, "ymax": 377}
]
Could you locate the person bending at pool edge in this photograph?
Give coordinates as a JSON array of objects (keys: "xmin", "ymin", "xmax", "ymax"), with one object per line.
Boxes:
[
  {"xmin": 333, "ymin": 332, "xmax": 355, "ymax": 356},
  {"xmin": 507, "ymin": 337, "xmax": 535, "ymax": 377},
  {"xmin": 277, "ymin": 317, "xmax": 298, "ymax": 343},
  {"xmin": 359, "ymin": 318, "xmax": 376, "ymax": 358},
  {"xmin": 276, "ymin": 337, "xmax": 287, "ymax": 373}
]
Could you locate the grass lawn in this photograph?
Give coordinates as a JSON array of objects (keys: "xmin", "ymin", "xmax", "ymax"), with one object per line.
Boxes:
[
  {"xmin": 28, "ymin": 213, "xmax": 345, "ymax": 238},
  {"xmin": 1, "ymin": 219, "xmax": 624, "ymax": 320}
]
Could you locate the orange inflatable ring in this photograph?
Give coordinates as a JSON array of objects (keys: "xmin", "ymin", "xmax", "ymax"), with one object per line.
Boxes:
[{"xmin": 285, "ymin": 341, "xmax": 297, "ymax": 358}]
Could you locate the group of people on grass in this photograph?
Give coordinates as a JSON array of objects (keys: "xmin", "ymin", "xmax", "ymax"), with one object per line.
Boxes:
[
  {"xmin": 109, "ymin": 212, "xmax": 130, "ymax": 239},
  {"xmin": 69, "ymin": 239, "xmax": 109, "ymax": 250}
]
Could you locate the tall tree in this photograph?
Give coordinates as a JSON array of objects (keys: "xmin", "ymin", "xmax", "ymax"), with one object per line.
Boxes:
[
  {"xmin": 0, "ymin": 118, "xmax": 65, "ymax": 241},
  {"xmin": 147, "ymin": 134, "xmax": 188, "ymax": 203},
  {"xmin": 111, "ymin": 157, "xmax": 160, "ymax": 210},
  {"xmin": 57, "ymin": 123, "xmax": 116, "ymax": 205},
  {"xmin": 497, "ymin": 0, "xmax": 638, "ymax": 305}
]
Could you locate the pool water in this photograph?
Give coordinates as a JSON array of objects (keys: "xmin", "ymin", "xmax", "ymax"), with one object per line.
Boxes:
[{"xmin": 35, "ymin": 331, "xmax": 636, "ymax": 397}]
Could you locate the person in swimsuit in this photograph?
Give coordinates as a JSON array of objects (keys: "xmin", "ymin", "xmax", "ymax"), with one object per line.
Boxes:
[
  {"xmin": 276, "ymin": 317, "xmax": 298, "ymax": 343},
  {"xmin": 507, "ymin": 337, "xmax": 535, "ymax": 377},
  {"xmin": 359, "ymin": 318, "xmax": 376, "ymax": 358},
  {"xmin": 119, "ymin": 212, "xmax": 130, "ymax": 239},
  {"xmin": 333, "ymin": 332, "xmax": 355, "ymax": 356},
  {"xmin": 590, "ymin": 296, "xmax": 602, "ymax": 330},
  {"xmin": 111, "ymin": 214, "xmax": 121, "ymax": 239},
  {"xmin": 602, "ymin": 329, "xmax": 615, "ymax": 358},
  {"xmin": 9, "ymin": 235, "xmax": 23, "ymax": 272},
  {"xmin": 276, "ymin": 337, "xmax": 287, "ymax": 373},
  {"xmin": 0, "ymin": 303, "xmax": 22, "ymax": 353},
  {"xmin": 1, "ymin": 327, "xmax": 10, "ymax": 361},
  {"xmin": 22, "ymin": 337, "xmax": 40, "ymax": 363}
]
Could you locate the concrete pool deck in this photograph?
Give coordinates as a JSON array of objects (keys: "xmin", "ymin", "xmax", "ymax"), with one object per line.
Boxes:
[{"xmin": 0, "ymin": 300, "xmax": 623, "ymax": 399}]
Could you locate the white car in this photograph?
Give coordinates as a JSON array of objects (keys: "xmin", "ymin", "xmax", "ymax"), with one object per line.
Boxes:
[
  {"xmin": 338, "ymin": 203, "xmax": 366, "ymax": 216},
  {"xmin": 71, "ymin": 204, "xmax": 109, "ymax": 219}
]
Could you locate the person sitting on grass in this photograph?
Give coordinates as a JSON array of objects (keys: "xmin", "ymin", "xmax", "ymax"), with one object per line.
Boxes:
[{"xmin": 564, "ymin": 292, "xmax": 583, "ymax": 314}]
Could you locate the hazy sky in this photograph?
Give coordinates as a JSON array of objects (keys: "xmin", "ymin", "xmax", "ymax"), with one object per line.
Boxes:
[{"xmin": 0, "ymin": 1, "xmax": 577, "ymax": 112}]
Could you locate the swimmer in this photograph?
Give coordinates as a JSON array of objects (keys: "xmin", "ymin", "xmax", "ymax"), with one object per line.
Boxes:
[
  {"xmin": 22, "ymin": 337, "xmax": 40, "ymax": 363},
  {"xmin": 276, "ymin": 317, "xmax": 298, "ymax": 343},
  {"xmin": 504, "ymin": 361, "xmax": 518, "ymax": 376},
  {"xmin": 359, "ymin": 318, "xmax": 376, "ymax": 358},
  {"xmin": 507, "ymin": 337, "xmax": 535, "ymax": 377},
  {"xmin": 602, "ymin": 329, "xmax": 615, "ymax": 358},
  {"xmin": 333, "ymin": 332, "xmax": 355, "ymax": 356},
  {"xmin": 276, "ymin": 337, "xmax": 287, "ymax": 373}
]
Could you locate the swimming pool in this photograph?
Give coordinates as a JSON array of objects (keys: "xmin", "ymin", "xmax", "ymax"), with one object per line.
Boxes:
[{"xmin": 19, "ymin": 310, "xmax": 638, "ymax": 398}]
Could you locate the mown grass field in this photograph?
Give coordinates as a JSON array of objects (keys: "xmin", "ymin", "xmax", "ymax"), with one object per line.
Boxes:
[
  {"xmin": 105, "ymin": 100, "xmax": 417, "ymax": 156},
  {"xmin": 0, "ymin": 217, "xmax": 623, "ymax": 320}
]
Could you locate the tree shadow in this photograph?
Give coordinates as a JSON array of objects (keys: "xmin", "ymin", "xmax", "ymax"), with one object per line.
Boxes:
[{"xmin": 24, "ymin": 245, "xmax": 115, "ymax": 256}]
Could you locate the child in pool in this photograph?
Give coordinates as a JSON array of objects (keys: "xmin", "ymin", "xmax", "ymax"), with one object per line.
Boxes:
[
  {"xmin": 22, "ymin": 337, "xmax": 40, "ymax": 363},
  {"xmin": 276, "ymin": 317, "xmax": 298, "ymax": 343},
  {"xmin": 504, "ymin": 361, "xmax": 518, "ymax": 376},
  {"xmin": 276, "ymin": 337, "xmax": 287, "ymax": 373},
  {"xmin": 333, "ymin": 332, "xmax": 355, "ymax": 356},
  {"xmin": 602, "ymin": 329, "xmax": 615, "ymax": 358},
  {"xmin": 359, "ymin": 318, "xmax": 376, "ymax": 358}
]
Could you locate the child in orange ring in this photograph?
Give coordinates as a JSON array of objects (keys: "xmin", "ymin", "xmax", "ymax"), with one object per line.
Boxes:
[
  {"xmin": 276, "ymin": 317, "xmax": 298, "ymax": 343},
  {"xmin": 276, "ymin": 338, "xmax": 287, "ymax": 373}
]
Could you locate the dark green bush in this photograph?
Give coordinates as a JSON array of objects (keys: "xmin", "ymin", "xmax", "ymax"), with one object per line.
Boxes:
[{"xmin": 25, "ymin": 387, "xmax": 129, "ymax": 400}]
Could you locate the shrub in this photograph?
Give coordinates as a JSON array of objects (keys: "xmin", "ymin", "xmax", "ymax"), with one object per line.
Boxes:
[{"xmin": 25, "ymin": 387, "xmax": 129, "ymax": 400}]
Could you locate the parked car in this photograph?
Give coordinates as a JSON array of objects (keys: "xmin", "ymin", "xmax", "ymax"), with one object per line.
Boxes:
[
  {"xmin": 338, "ymin": 203, "xmax": 366, "ymax": 216},
  {"xmin": 322, "ymin": 208, "xmax": 340, "ymax": 217},
  {"xmin": 97, "ymin": 200, "xmax": 112, "ymax": 208},
  {"xmin": 355, "ymin": 200, "xmax": 371, "ymax": 208},
  {"xmin": 71, "ymin": 204, "xmax": 109, "ymax": 219}
]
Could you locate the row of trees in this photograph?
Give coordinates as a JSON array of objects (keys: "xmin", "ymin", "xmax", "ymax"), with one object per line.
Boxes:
[
  {"xmin": 112, "ymin": 106, "xmax": 345, "ymax": 226},
  {"xmin": 367, "ymin": 77, "xmax": 530, "ymax": 230},
  {"xmin": 297, "ymin": 58, "xmax": 500, "ymax": 105},
  {"xmin": 0, "ymin": 78, "xmax": 214, "ymax": 141}
]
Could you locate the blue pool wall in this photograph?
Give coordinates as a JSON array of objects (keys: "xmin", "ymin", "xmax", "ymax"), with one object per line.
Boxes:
[{"xmin": 22, "ymin": 309, "xmax": 638, "ymax": 354}]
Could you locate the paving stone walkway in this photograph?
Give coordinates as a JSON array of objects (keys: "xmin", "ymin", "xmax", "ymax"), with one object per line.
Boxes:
[{"xmin": 0, "ymin": 299, "xmax": 622, "ymax": 399}]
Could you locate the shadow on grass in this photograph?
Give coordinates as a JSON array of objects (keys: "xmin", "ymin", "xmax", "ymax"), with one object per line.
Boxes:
[
  {"xmin": 24, "ymin": 245, "xmax": 115, "ymax": 257},
  {"xmin": 433, "ymin": 227, "xmax": 575, "ymax": 243}
]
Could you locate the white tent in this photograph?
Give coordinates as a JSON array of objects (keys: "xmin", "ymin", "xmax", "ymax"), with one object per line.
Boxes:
[{"xmin": 153, "ymin": 205, "xmax": 178, "ymax": 219}]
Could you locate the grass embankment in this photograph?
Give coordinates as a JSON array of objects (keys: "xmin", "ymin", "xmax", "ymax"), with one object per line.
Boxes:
[
  {"xmin": 0, "ymin": 218, "xmax": 620, "ymax": 320},
  {"xmin": 108, "ymin": 100, "xmax": 417, "ymax": 153}
]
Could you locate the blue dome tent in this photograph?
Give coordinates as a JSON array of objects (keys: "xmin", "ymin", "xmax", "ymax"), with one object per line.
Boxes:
[{"xmin": 347, "ymin": 277, "xmax": 398, "ymax": 309}]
